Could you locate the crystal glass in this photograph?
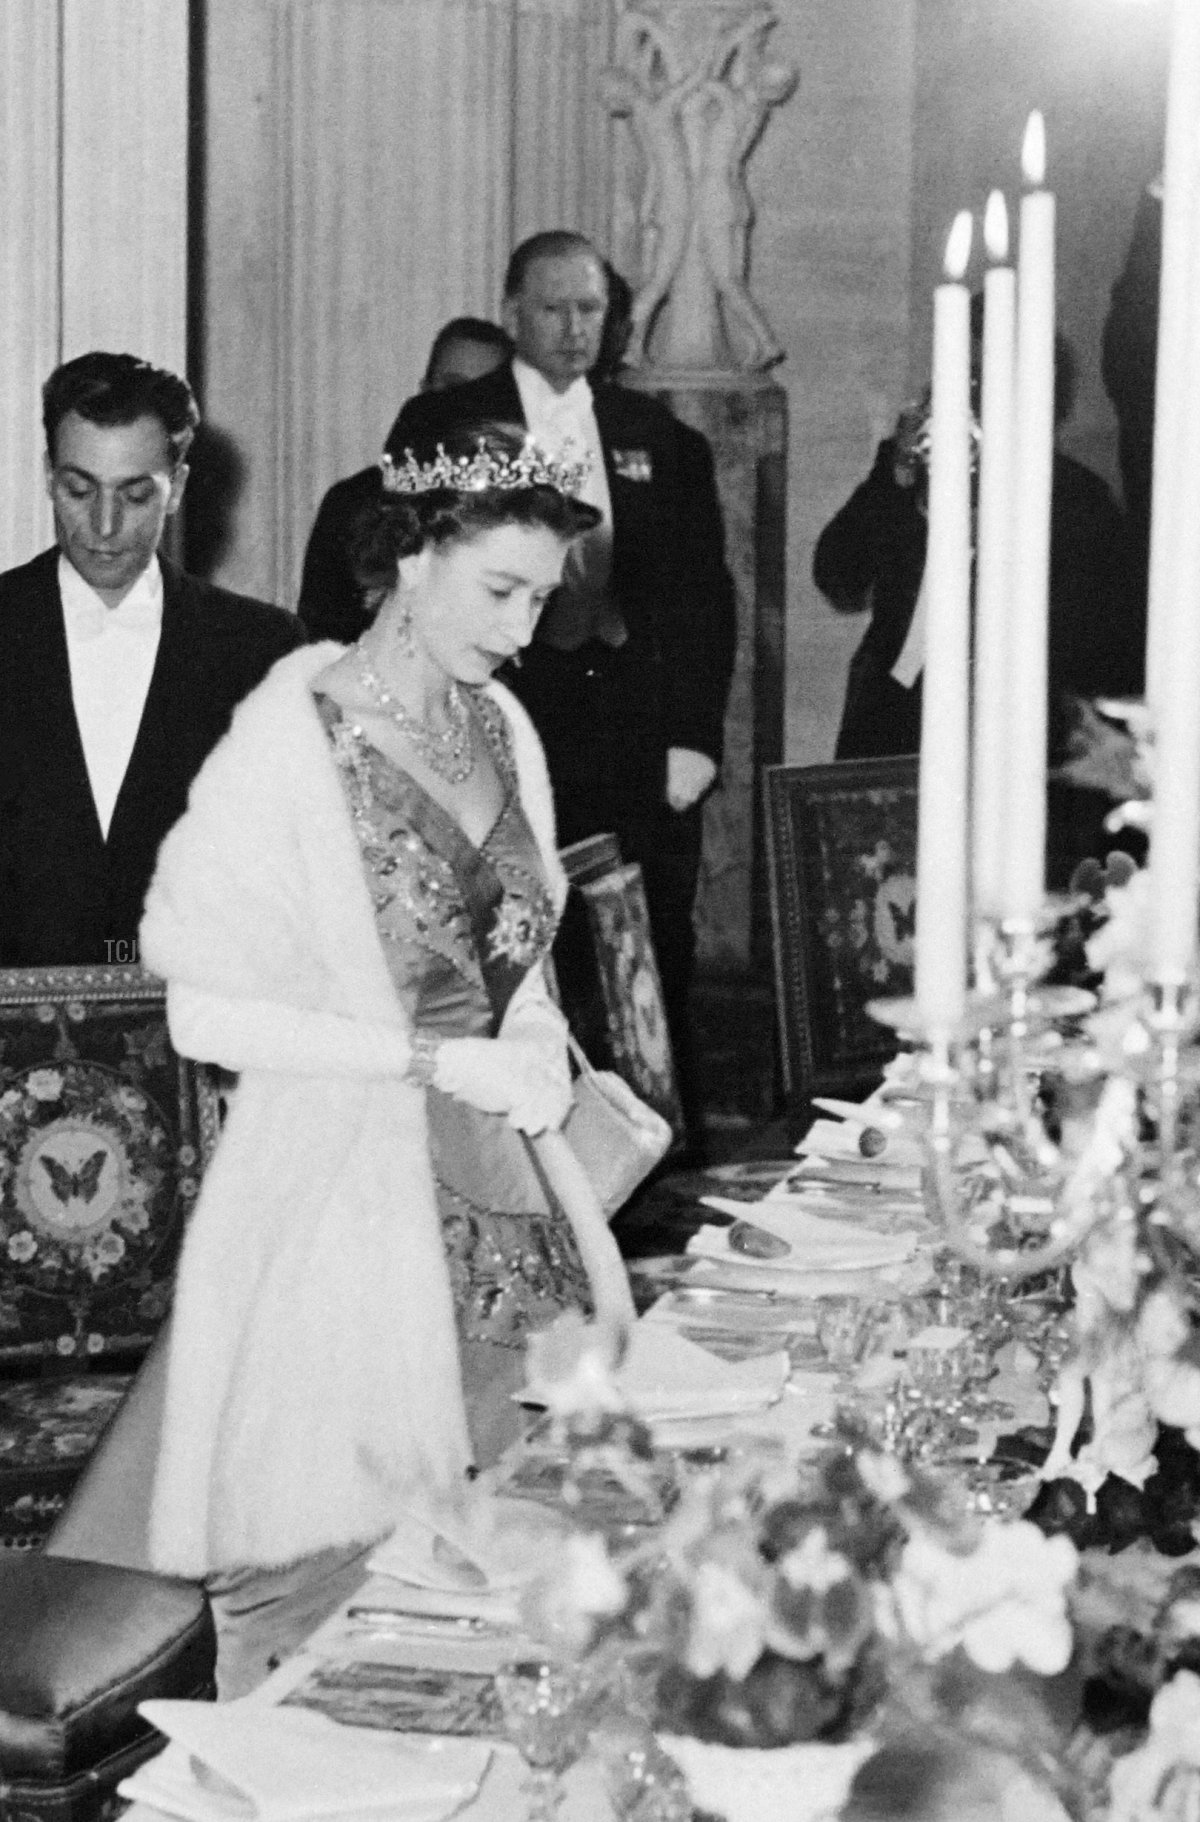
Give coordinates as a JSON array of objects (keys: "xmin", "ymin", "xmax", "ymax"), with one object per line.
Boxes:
[
  {"xmin": 594, "ymin": 1718, "xmax": 692, "ymax": 1822},
  {"xmin": 816, "ymin": 1297, "xmax": 880, "ymax": 1376},
  {"xmin": 494, "ymin": 1659, "xmax": 595, "ymax": 1822}
]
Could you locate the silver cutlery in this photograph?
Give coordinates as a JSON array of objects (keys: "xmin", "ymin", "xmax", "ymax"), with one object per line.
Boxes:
[{"xmin": 346, "ymin": 1605, "xmax": 509, "ymax": 1637}]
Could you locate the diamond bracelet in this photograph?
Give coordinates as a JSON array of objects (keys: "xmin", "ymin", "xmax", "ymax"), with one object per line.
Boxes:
[{"xmin": 405, "ymin": 1030, "xmax": 442, "ymax": 1089}]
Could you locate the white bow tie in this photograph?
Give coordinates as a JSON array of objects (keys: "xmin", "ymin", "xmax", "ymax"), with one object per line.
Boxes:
[{"xmin": 68, "ymin": 594, "xmax": 161, "ymax": 642}]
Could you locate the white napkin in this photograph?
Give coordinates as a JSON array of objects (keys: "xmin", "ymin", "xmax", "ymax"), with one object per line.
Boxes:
[
  {"xmin": 693, "ymin": 1203, "xmax": 917, "ymax": 1272},
  {"xmin": 368, "ymin": 1497, "xmax": 564, "ymax": 1607},
  {"xmin": 615, "ymin": 1320, "xmax": 789, "ymax": 1420},
  {"xmin": 120, "ymin": 1701, "xmax": 490, "ymax": 1822},
  {"xmin": 518, "ymin": 1316, "xmax": 789, "ymax": 1421},
  {"xmin": 797, "ymin": 1115, "xmax": 926, "ymax": 1173}
]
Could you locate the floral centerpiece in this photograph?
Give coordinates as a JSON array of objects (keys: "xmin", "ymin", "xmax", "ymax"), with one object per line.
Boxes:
[{"xmin": 519, "ymin": 1317, "xmax": 1087, "ymax": 1822}]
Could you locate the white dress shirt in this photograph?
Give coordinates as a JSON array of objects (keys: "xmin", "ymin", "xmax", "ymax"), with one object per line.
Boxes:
[
  {"xmin": 513, "ymin": 359, "xmax": 613, "ymax": 597},
  {"xmin": 60, "ymin": 555, "xmax": 163, "ymax": 838}
]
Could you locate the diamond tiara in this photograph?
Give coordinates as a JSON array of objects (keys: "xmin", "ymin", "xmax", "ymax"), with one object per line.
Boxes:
[{"xmin": 380, "ymin": 436, "xmax": 590, "ymax": 499}]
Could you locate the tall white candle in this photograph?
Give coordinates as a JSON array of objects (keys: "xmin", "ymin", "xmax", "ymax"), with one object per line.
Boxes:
[
  {"xmin": 1003, "ymin": 113, "xmax": 1055, "ymax": 927},
  {"xmin": 1148, "ymin": 121, "xmax": 1200, "ymax": 984},
  {"xmin": 916, "ymin": 209, "xmax": 973, "ymax": 1039},
  {"xmin": 1146, "ymin": 0, "xmax": 1200, "ymax": 713},
  {"xmin": 973, "ymin": 191, "xmax": 1016, "ymax": 925}
]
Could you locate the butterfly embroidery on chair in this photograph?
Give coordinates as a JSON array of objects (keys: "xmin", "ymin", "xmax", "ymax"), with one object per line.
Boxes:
[{"xmin": 39, "ymin": 1149, "xmax": 107, "ymax": 1207}]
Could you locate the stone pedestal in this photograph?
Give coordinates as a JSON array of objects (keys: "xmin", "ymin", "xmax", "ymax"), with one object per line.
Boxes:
[{"xmin": 631, "ymin": 371, "xmax": 788, "ymax": 983}]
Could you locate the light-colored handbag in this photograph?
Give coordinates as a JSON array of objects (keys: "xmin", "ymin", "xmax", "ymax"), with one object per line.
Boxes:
[{"xmin": 558, "ymin": 1032, "xmax": 673, "ymax": 1221}]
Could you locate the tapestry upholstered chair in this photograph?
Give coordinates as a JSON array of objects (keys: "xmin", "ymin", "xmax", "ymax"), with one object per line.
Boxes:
[
  {"xmin": 0, "ymin": 965, "xmax": 219, "ymax": 1548},
  {"xmin": 763, "ymin": 755, "xmax": 919, "ymax": 1118},
  {"xmin": 553, "ymin": 835, "xmax": 685, "ymax": 1144}
]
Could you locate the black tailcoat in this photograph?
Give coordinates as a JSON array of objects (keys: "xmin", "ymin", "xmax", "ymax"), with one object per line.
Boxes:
[{"xmin": 0, "ymin": 548, "xmax": 303, "ymax": 965}]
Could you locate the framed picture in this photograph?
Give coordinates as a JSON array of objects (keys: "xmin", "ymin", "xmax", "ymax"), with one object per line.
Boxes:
[
  {"xmin": 553, "ymin": 839, "xmax": 684, "ymax": 1139},
  {"xmin": 0, "ymin": 964, "xmax": 220, "ymax": 1367},
  {"xmin": 763, "ymin": 756, "xmax": 919, "ymax": 1110}
]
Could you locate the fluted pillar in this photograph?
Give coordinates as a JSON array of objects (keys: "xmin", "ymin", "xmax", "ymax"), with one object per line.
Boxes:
[
  {"xmin": 275, "ymin": 0, "xmax": 516, "ymax": 597},
  {"xmin": 512, "ymin": 0, "xmax": 614, "ymax": 247},
  {"xmin": 0, "ymin": 2, "xmax": 60, "ymax": 566},
  {"xmin": 60, "ymin": 0, "xmax": 188, "ymax": 365},
  {"xmin": 202, "ymin": 0, "xmax": 619, "ymax": 606},
  {"xmin": 0, "ymin": 0, "xmax": 188, "ymax": 572}
]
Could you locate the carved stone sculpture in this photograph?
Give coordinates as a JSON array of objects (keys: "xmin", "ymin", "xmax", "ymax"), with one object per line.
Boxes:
[{"xmin": 604, "ymin": 0, "xmax": 796, "ymax": 373}]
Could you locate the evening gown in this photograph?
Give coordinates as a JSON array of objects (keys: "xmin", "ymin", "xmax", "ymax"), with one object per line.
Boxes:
[
  {"xmin": 47, "ymin": 686, "xmax": 592, "ymax": 1685},
  {"xmin": 315, "ymin": 689, "xmax": 593, "ymax": 1467}
]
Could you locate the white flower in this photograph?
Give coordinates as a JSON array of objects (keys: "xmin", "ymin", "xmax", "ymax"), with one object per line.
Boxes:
[
  {"xmin": 1110, "ymin": 1670, "xmax": 1200, "ymax": 1822},
  {"xmin": 1144, "ymin": 1354, "xmax": 1200, "ymax": 1446},
  {"xmin": 522, "ymin": 1532, "xmax": 627, "ymax": 1654},
  {"xmin": 6, "ymin": 1231, "xmax": 36, "ymax": 1263},
  {"xmin": 856, "ymin": 1450, "xmax": 911, "ymax": 1505},
  {"xmin": 525, "ymin": 1312, "xmax": 628, "ymax": 1420},
  {"xmin": 1087, "ymin": 868, "xmax": 1153, "ymax": 1000},
  {"xmin": 1138, "ymin": 1287, "xmax": 1191, "ymax": 1360},
  {"xmin": 892, "ymin": 1521, "xmax": 1076, "ymax": 1674},
  {"xmin": 778, "ymin": 1526, "xmax": 854, "ymax": 1595},
  {"xmin": 560, "ymin": 1532, "xmax": 626, "ymax": 1617},
  {"xmin": 93, "ymin": 1230, "xmax": 125, "ymax": 1266},
  {"xmin": 685, "ymin": 1560, "xmax": 767, "ymax": 1682},
  {"xmin": 25, "ymin": 1069, "xmax": 63, "ymax": 1101},
  {"xmin": 0, "ymin": 1088, "xmax": 23, "ymax": 1114},
  {"xmin": 1072, "ymin": 1203, "xmax": 1142, "ymax": 1320}
]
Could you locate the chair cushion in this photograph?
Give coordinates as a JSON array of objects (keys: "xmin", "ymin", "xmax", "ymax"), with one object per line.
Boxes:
[
  {"xmin": 0, "ymin": 1375, "xmax": 131, "ymax": 1548},
  {"xmin": 0, "ymin": 1554, "xmax": 214, "ymax": 1779}
]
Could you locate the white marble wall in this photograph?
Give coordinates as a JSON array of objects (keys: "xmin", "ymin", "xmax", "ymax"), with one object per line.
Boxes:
[
  {"xmin": 202, "ymin": 0, "xmax": 616, "ymax": 607},
  {"xmin": 0, "ymin": 0, "xmax": 188, "ymax": 571}
]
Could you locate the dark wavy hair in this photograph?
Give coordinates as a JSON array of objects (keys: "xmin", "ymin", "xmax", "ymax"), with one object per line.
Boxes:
[
  {"xmin": 347, "ymin": 418, "xmax": 600, "ymax": 608},
  {"xmin": 43, "ymin": 351, "xmax": 199, "ymax": 467}
]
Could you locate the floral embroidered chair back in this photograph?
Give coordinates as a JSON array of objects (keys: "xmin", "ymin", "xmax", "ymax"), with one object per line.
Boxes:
[
  {"xmin": 0, "ymin": 965, "xmax": 219, "ymax": 1547},
  {"xmin": 763, "ymin": 756, "xmax": 919, "ymax": 1114}
]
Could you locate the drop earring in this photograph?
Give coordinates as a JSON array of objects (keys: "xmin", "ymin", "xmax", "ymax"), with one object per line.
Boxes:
[{"xmin": 393, "ymin": 591, "xmax": 415, "ymax": 658}]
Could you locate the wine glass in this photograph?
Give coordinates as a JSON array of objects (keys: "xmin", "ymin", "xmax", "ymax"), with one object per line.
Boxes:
[
  {"xmin": 494, "ymin": 1658, "xmax": 595, "ymax": 1822},
  {"xmin": 595, "ymin": 1718, "xmax": 692, "ymax": 1822}
]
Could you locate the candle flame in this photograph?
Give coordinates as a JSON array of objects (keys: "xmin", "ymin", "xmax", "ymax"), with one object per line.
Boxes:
[
  {"xmin": 1022, "ymin": 111, "xmax": 1046, "ymax": 187},
  {"xmin": 944, "ymin": 210, "xmax": 974, "ymax": 282},
  {"xmin": 984, "ymin": 191, "xmax": 1009, "ymax": 262}
]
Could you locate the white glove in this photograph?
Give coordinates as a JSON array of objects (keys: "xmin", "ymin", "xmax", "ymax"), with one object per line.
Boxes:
[
  {"xmin": 432, "ymin": 1035, "xmax": 572, "ymax": 1134},
  {"xmin": 666, "ymin": 746, "xmax": 717, "ymax": 812}
]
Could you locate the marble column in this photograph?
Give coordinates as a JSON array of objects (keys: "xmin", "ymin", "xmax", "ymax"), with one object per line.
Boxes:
[
  {"xmin": 0, "ymin": 0, "xmax": 187, "ymax": 572},
  {"xmin": 274, "ymin": 0, "xmax": 516, "ymax": 603},
  {"xmin": 511, "ymin": 0, "xmax": 615, "ymax": 248},
  {"xmin": 0, "ymin": 1, "xmax": 60, "ymax": 567},
  {"xmin": 201, "ymin": 0, "xmax": 620, "ymax": 607},
  {"xmin": 59, "ymin": 0, "xmax": 189, "ymax": 368}
]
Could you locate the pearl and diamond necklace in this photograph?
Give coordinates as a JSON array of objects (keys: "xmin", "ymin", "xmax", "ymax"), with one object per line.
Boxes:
[{"xmin": 355, "ymin": 647, "xmax": 475, "ymax": 784}]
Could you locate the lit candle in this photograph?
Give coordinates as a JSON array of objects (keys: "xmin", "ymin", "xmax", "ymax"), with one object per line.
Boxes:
[
  {"xmin": 973, "ymin": 190, "xmax": 1016, "ymax": 925},
  {"xmin": 1146, "ymin": 0, "xmax": 1200, "ymax": 713},
  {"xmin": 1003, "ymin": 112, "xmax": 1055, "ymax": 927},
  {"xmin": 1148, "ymin": 112, "xmax": 1200, "ymax": 983},
  {"xmin": 916, "ymin": 209, "xmax": 973, "ymax": 1039}
]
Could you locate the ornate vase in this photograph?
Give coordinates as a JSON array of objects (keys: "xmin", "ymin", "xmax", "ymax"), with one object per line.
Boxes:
[{"xmin": 657, "ymin": 1734, "xmax": 875, "ymax": 1822}]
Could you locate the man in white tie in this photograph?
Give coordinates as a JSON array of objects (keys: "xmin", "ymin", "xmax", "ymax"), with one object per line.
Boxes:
[
  {"xmin": 389, "ymin": 234, "xmax": 737, "ymax": 1153},
  {"xmin": 0, "ymin": 351, "xmax": 302, "ymax": 966}
]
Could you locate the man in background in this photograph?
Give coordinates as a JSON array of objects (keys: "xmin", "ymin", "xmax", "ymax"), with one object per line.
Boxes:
[
  {"xmin": 297, "ymin": 317, "xmax": 512, "ymax": 641},
  {"xmin": 0, "ymin": 351, "xmax": 302, "ymax": 966},
  {"xmin": 391, "ymin": 233, "xmax": 736, "ymax": 1152}
]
